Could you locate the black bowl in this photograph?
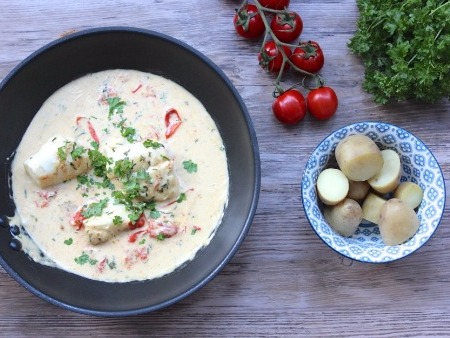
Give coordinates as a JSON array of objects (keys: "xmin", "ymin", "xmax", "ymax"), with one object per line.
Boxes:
[{"xmin": 0, "ymin": 27, "xmax": 260, "ymax": 316}]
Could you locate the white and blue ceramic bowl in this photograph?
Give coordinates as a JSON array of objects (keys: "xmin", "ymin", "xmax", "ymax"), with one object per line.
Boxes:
[{"xmin": 301, "ymin": 122, "xmax": 445, "ymax": 263}]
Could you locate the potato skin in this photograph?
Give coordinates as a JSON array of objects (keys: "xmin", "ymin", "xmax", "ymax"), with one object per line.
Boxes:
[
  {"xmin": 378, "ymin": 198, "xmax": 420, "ymax": 246},
  {"xmin": 347, "ymin": 180, "xmax": 370, "ymax": 202},
  {"xmin": 361, "ymin": 192, "xmax": 386, "ymax": 225},
  {"xmin": 324, "ymin": 198, "xmax": 363, "ymax": 237},
  {"xmin": 335, "ymin": 134, "xmax": 383, "ymax": 181},
  {"xmin": 394, "ymin": 182, "xmax": 424, "ymax": 209}
]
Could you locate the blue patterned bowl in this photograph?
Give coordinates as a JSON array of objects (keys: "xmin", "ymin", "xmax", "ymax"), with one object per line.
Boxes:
[{"xmin": 301, "ymin": 122, "xmax": 445, "ymax": 263}]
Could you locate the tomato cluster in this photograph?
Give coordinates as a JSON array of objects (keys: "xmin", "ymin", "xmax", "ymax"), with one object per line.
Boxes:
[{"xmin": 233, "ymin": 0, "xmax": 338, "ymax": 124}]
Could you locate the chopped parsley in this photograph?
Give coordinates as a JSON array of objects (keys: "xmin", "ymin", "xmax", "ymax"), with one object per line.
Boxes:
[
  {"xmin": 70, "ymin": 145, "xmax": 86, "ymax": 160},
  {"xmin": 107, "ymin": 96, "xmax": 126, "ymax": 118},
  {"xmin": 156, "ymin": 233, "xmax": 166, "ymax": 241},
  {"xmin": 112, "ymin": 215, "xmax": 123, "ymax": 225},
  {"xmin": 183, "ymin": 160, "xmax": 198, "ymax": 173},
  {"xmin": 64, "ymin": 238, "xmax": 73, "ymax": 245},
  {"xmin": 74, "ymin": 252, "xmax": 98, "ymax": 265},
  {"xmin": 143, "ymin": 139, "xmax": 162, "ymax": 149},
  {"xmin": 113, "ymin": 158, "xmax": 134, "ymax": 178},
  {"xmin": 176, "ymin": 192, "xmax": 187, "ymax": 203},
  {"xmin": 120, "ymin": 126, "xmax": 136, "ymax": 143},
  {"xmin": 88, "ymin": 142, "xmax": 112, "ymax": 177},
  {"xmin": 82, "ymin": 198, "xmax": 109, "ymax": 218},
  {"xmin": 57, "ymin": 146, "xmax": 67, "ymax": 161}
]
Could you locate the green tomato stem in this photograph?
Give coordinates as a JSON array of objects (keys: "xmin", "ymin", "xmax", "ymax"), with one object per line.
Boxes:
[{"xmin": 252, "ymin": 0, "xmax": 320, "ymax": 85}]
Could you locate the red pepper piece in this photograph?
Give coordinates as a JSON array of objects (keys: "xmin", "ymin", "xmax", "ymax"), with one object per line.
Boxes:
[
  {"xmin": 76, "ymin": 116, "xmax": 100, "ymax": 143},
  {"xmin": 164, "ymin": 108, "xmax": 182, "ymax": 139}
]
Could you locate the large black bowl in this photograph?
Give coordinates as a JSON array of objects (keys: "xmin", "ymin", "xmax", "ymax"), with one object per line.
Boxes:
[{"xmin": 0, "ymin": 27, "xmax": 260, "ymax": 316}]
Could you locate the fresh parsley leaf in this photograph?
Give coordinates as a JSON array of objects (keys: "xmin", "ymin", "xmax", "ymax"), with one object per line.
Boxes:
[
  {"xmin": 57, "ymin": 146, "xmax": 67, "ymax": 161},
  {"xmin": 107, "ymin": 96, "xmax": 126, "ymax": 118},
  {"xmin": 112, "ymin": 215, "xmax": 123, "ymax": 225},
  {"xmin": 74, "ymin": 252, "xmax": 97, "ymax": 266},
  {"xmin": 88, "ymin": 142, "xmax": 112, "ymax": 177},
  {"xmin": 348, "ymin": 0, "xmax": 450, "ymax": 104},
  {"xmin": 71, "ymin": 145, "xmax": 86, "ymax": 160},
  {"xmin": 120, "ymin": 126, "xmax": 136, "ymax": 143},
  {"xmin": 82, "ymin": 198, "xmax": 109, "ymax": 218},
  {"xmin": 176, "ymin": 192, "xmax": 187, "ymax": 203},
  {"xmin": 143, "ymin": 139, "xmax": 162, "ymax": 149},
  {"xmin": 64, "ymin": 238, "xmax": 73, "ymax": 245},
  {"xmin": 156, "ymin": 233, "xmax": 166, "ymax": 241},
  {"xmin": 113, "ymin": 159, "xmax": 134, "ymax": 178},
  {"xmin": 183, "ymin": 160, "xmax": 198, "ymax": 173},
  {"xmin": 77, "ymin": 175, "xmax": 89, "ymax": 185}
]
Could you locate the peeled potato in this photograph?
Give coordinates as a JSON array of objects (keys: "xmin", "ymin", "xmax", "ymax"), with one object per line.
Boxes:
[
  {"xmin": 368, "ymin": 149, "xmax": 401, "ymax": 194},
  {"xmin": 324, "ymin": 198, "xmax": 363, "ymax": 237},
  {"xmin": 394, "ymin": 182, "xmax": 424, "ymax": 209},
  {"xmin": 361, "ymin": 192, "xmax": 386, "ymax": 225},
  {"xmin": 317, "ymin": 168, "xmax": 349, "ymax": 205},
  {"xmin": 347, "ymin": 179, "xmax": 371, "ymax": 201},
  {"xmin": 378, "ymin": 198, "xmax": 420, "ymax": 246},
  {"xmin": 335, "ymin": 134, "xmax": 383, "ymax": 181}
]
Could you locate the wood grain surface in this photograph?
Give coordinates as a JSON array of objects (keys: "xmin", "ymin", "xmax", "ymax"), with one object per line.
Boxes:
[{"xmin": 0, "ymin": 1, "xmax": 449, "ymax": 336}]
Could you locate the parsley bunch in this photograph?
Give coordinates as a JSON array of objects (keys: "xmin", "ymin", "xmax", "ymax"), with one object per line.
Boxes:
[{"xmin": 348, "ymin": 0, "xmax": 450, "ymax": 104}]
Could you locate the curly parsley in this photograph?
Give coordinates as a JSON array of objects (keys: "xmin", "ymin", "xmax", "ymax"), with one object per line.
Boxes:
[{"xmin": 348, "ymin": 0, "xmax": 450, "ymax": 104}]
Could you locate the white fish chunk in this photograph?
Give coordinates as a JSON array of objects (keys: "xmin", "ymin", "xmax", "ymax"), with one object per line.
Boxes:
[{"xmin": 24, "ymin": 135, "xmax": 91, "ymax": 188}]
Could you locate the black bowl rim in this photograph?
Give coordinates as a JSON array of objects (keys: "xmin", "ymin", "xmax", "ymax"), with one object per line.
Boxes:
[
  {"xmin": 0, "ymin": 26, "xmax": 261, "ymax": 316},
  {"xmin": 300, "ymin": 121, "xmax": 446, "ymax": 264}
]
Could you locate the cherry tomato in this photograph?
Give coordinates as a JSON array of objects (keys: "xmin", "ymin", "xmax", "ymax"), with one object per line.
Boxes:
[
  {"xmin": 258, "ymin": 41, "xmax": 292, "ymax": 73},
  {"xmin": 259, "ymin": 0, "xmax": 290, "ymax": 10},
  {"xmin": 290, "ymin": 41, "xmax": 325, "ymax": 74},
  {"xmin": 272, "ymin": 89, "xmax": 307, "ymax": 124},
  {"xmin": 307, "ymin": 86, "xmax": 338, "ymax": 120},
  {"xmin": 271, "ymin": 11, "xmax": 303, "ymax": 43},
  {"xmin": 233, "ymin": 4, "xmax": 265, "ymax": 39}
]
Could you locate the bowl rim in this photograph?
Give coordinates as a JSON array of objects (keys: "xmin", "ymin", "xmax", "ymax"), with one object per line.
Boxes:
[
  {"xmin": 301, "ymin": 121, "xmax": 446, "ymax": 263},
  {"xmin": 0, "ymin": 26, "xmax": 261, "ymax": 316}
]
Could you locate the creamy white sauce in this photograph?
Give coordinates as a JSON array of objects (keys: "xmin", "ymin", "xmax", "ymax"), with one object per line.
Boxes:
[{"xmin": 10, "ymin": 69, "xmax": 229, "ymax": 282}]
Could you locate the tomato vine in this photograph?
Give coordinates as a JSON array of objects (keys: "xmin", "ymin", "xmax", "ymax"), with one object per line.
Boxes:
[{"xmin": 234, "ymin": 0, "xmax": 338, "ymax": 123}]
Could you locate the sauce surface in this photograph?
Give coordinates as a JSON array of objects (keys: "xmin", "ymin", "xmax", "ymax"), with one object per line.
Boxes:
[{"xmin": 10, "ymin": 69, "xmax": 229, "ymax": 282}]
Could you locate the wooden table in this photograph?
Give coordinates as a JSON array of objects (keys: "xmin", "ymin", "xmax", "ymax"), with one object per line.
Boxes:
[{"xmin": 1, "ymin": 1, "xmax": 449, "ymax": 336}]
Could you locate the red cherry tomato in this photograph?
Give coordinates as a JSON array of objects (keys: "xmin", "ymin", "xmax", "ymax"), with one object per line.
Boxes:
[
  {"xmin": 258, "ymin": 41, "xmax": 292, "ymax": 73},
  {"xmin": 259, "ymin": 0, "xmax": 290, "ymax": 10},
  {"xmin": 306, "ymin": 86, "xmax": 338, "ymax": 120},
  {"xmin": 233, "ymin": 4, "xmax": 265, "ymax": 39},
  {"xmin": 290, "ymin": 41, "xmax": 325, "ymax": 74},
  {"xmin": 271, "ymin": 11, "xmax": 303, "ymax": 43},
  {"xmin": 272, "ymin": 89, "xmax": 307, "ymax": 124}
]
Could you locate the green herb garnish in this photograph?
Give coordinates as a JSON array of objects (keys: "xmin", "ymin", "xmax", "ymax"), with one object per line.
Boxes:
[
  {"xmin": 70, "ymin": 145, "xmax": 86, "ymax": 160},
  {"xmin": 82, "ymin": 198, "xmax": 109, "ymax": 218},
  {"xmin": 64, "ymin": 238, "xmax": 73, "ymax": 245},
  {"xmin": 112, "ymin": 215, "xmax": 123, "ymax": 225},
  {"xmin": 183, "ymin": 160, "xmax": 198, "ymax": 173},
  {"xmin": 57, "ymin": 146, "xmax": 67, "ymax": 161},
  {"xmin": 74, "ymin": 252, "xmax": 98, "ymax": 266},
  {"xmin": 107, "ymin": 96, "xmax": 126, "ymax": 118},
  {"xmin": 176, "ymin": 192, "xmax": 187, "ymax": 203},
  {"xmin": 143, "ymin": 139, "xmax": 162, "ymax": 149}
]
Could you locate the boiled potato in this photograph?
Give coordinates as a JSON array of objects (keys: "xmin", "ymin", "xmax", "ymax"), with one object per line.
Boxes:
[
  {"xmin": 378, "ymin": 198, "xmax": 420, "ymax": 246},
  {"xmin": 394, "ymin": 182, "xmax": 424, "ymax": 209},
  {"xmin": 324, "ymin": 198, "xmax": 363, "ymax": 237},
  {"xmin": 317, "ymin": 168, "xmax": 349, "ymax": 205},
  {"xmin": 361, "ymin": 192, "xmax": 386, "ymax": 225},
  {"xmin": 335, "ymin": 134, "xmax": 383, "ymax": 181},
  {"xmin": 368, "ymin": 149, "xmax": 401, "ymax": 194},
  {"xmin": 347, "ymin": 179, "xmax": 370, "ymax": 201}
]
